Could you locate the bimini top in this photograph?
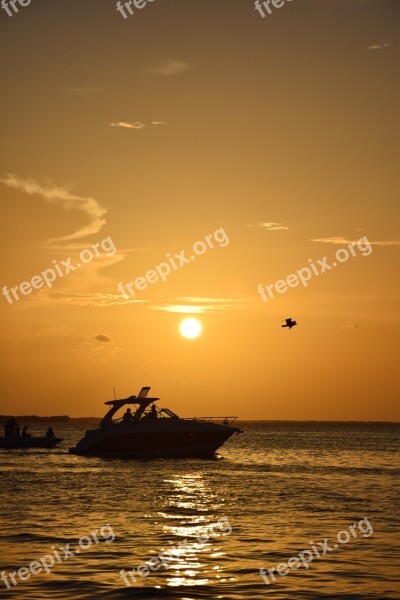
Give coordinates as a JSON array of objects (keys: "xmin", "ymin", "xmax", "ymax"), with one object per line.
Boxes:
[{"xmin": 100, "ymin": 387, "xmax": 160, "ymax": 427}]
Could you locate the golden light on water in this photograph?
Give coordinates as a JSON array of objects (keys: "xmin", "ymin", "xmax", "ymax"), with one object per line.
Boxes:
[
  {"xmin": 179, "ymin": 318, "xmax": 202, "ymax": 339},
  {"xmin": 159, "ymin": 474, "xmax": 232, "ymax": 589}
]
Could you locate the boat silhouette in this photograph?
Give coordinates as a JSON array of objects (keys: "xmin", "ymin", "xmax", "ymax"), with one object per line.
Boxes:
[
  {"xmin": 69, "ymin": 387, "xmax": 242, "ymax": 458},
  {"xmin": 0, "ymin": 436, "xmax": 63, "ymax": 449}
]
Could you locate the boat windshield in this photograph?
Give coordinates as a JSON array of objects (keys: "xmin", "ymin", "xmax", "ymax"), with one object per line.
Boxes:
[
  {"xmin": 112, "ymin": 404, "xmax": 180, "ymax": 423},
  {"xmin": 159, "ymin": 408, "xmax": 180, "ymax": 419}
]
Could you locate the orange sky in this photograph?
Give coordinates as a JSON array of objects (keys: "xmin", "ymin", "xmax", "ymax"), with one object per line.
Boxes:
[{"xmin": 0, "ymin": 0, "xmax": 399, "ymax": 420}]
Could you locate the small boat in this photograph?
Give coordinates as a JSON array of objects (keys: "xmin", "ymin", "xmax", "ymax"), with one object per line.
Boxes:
[
  {"xmin": 69, "ymin": 387, "xmax": 242, "ymax": 458},
  {"xmin": 0, "ymin": 436, "xmax": 63, "ymax": 449}
]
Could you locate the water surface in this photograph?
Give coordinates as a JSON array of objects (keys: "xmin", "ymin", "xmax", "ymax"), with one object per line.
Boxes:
[{"xmin": 0, "ymin": 421, "xmax": 399, "ymax": 599}]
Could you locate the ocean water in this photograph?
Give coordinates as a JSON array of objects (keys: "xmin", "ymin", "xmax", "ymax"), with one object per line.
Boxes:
[{"xmin": 0, "ymin": 421, "xmax": 399, "ymax": 599}]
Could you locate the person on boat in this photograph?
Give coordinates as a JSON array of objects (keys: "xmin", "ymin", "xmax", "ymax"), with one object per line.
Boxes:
[
  {"xmin": 142, "ymin": 405, "xmax": 158, "ymax": 421},
  {"xmin": 45, "ymin": 427, "xmax": 56, "ymax": 439},
  {"xmin": 4, "ymin": 417, "xmax": 20, "ymax": 438},
  {"xmin": 22, "ymin": 426, "xmax": 31, "ymax": 438},
  {"xmin": 13, "ymin": 418, "xmax": 21, "ymax": 437},
  {"xmin": 4, "ymin": 419, "xmax": 12, "ymax": 438},
  {"xmin": 122, "ymin": 408, "xmax": 132, "ymax": 423}
]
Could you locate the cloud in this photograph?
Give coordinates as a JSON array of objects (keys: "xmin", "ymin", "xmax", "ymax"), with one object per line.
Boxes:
[
  {"xmin": 152, "ymin": 305, "xmax": 206, "ymax": 314},
  {"xmin": 248, "ymin": 222, "xmax": 290, "ymax": 231},
  {"xmin": 0, "ymin": 174, "xmax": 107, "ymax": 243},
  {"xmin": 36, "ymin": 291, "xmax": 148, "ymax": 307},
  {"xmin": 15, "ymin": 321, "xmax": 121, "ymax": 362},
  {"xmin": 147, "ymin": 60, "xmax": 190, "ymax": 76},
  {"xmin": 311, "ymin": 236, "xmax": 400, "ymax": 246},
  {"xmin": 92, "ymin": 334, "xmax": 112, "ymax": 343},
  {"xmin": 16, "ymin": 320, "xmax": 74, "ymax": 341},
  {"xmin": 77, "ymin": 336, "xmax": 122, "ymax": 362},
  {"xmin": 110, "ymin": 121, "xmax": 146, "ymax": 130},
  {"xmin": 151, "ymin": 297, "xmax": 249, "ymax": 314},
  {"xmin": 367, "ymin": 42, "xmax": 392, "ymax": 50},
  {"xmin": 109, "ymin": 121, "xmax": 169, "ymax": 130},
  {"xmin": 365, "ymin": 240, "xmax": 400, "ymax": 246}
]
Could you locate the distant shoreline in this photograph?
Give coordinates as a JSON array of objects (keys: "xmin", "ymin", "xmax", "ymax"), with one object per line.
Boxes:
[
  {"xmin": 0, "ymin": 416, "xmax": 398, "ymax": 424},
  {"xmin": 0, "ymin": 415, "xmax": 100, "ymax": 422}
]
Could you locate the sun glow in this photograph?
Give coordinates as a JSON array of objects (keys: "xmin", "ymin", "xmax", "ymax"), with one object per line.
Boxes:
[{"xmin": 179, "ymin": 318, "xmax": 202, "ymax": 339}]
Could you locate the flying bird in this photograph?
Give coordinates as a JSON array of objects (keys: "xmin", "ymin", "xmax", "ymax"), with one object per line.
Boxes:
[{"xmin": 281, "ymin": 318, "xmax": 297, "ymax": 330}]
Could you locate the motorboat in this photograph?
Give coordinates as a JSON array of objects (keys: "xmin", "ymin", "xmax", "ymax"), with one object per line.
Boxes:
[
  {"xmin": 69, "ymin": 387, "xmax": 242, "ymax": 458},
  {"xmin": 0, "ymin": 436, "xmax": 63, "ymax": 449}
]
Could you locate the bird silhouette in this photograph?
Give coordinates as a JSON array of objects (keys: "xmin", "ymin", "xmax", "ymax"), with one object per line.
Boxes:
[{"xmin": 281, "ymin": 318, "xmax": 297, "ymax": 330}]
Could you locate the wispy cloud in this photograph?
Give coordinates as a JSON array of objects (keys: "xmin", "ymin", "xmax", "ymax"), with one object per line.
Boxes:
[
  {"xmin": 14, "ymin": 320, "xmax": 120, "ymax": 362},
  {"xmin": 248, "ymin": 222, "xmax": 290, "ymax": 231},
  {"xmin": 147, "ymin": 60, "xmax": 190, "ymax": 76},
  {"xmin": 36, "ymin": 291, "xmax": 148, "ymax": 307},
  {"xmin": 110, "ymin": 121, "xmax": 146, "ymax": 130},
  {"xmin": 367, "ymin": 42, "xmax": 392, "ymax": 50},
  {"xmin": 109, "ymin": 121, "xmax": 168, "ymax": 130},
  {"xmin": 151, "ymin": 297, "xmax": 249, "ymax": 314},
  {"xmin": 16, "ymin": 320, "xmax": 74, "ymax": 341},
  {"xmin": 0, "ymin": 174, "xmax": 107, "ymax": 243},
  {"xmin": 311, "ymin": 236, "xmax": 400, "ymax": 246},
  {"xmin": 77, "ymin": 335, "xmax": 122, "ymax": 362},
  {"xmin": 152, "ymin": 305, "xmax": 206, "ymax": 314}
]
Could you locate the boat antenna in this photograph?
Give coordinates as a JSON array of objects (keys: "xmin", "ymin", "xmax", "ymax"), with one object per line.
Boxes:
[{"xmin": 113, "ymin": 387, "xmax": 116, "ymax": 400}]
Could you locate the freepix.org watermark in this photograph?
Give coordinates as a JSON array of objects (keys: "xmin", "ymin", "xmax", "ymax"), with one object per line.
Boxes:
[
  {"xmin": 257, "ymin": 236, "xmax": 372, "ymax": 303},
  {"xmin": 119, "ymin": 517, "xmax": 232, "ymax": 587},
  {"xmin": 260, "ymin": 517, "xmax": 373, "ymax": 586},
  {"xmin": 255, "ymin": 0, "xmax": 293, "ymax": 19},
  {"xmin": 117, "ymin": 227, "xmax": 229, "ymax": 298},
  {"xmin": 2, "ymin": 236, "xmax": 117, "ymax": 305},
  {"xmin": 1, "ymin": 0, "xmax": 31, "ymax": 17},
  {"xmin": 1, "ymin": 524, "xmax": 115, "ymax": 589},
  {"xmin": 116, "ymin": 0, "xmax": 156, "ymax": 20}
]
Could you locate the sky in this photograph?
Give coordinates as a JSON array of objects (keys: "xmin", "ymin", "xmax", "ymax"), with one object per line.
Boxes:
[{"xmin": 0, "ymin": 0, "xmax": 399, "ymax": 420}]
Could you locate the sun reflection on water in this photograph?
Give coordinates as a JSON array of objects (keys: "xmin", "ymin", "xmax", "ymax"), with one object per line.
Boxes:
[{"xmin": 157, "ymin": 472, "xmax": 233, "ymax": 588}]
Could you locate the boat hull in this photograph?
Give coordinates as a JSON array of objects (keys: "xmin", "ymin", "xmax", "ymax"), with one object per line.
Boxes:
[
  {"xmin": 69, "ymin": 427, "xmax": 236, "ymax": 458},
  {"xmin": 0, "ymin": 437, "xmax": 63, "ymax": 449}
]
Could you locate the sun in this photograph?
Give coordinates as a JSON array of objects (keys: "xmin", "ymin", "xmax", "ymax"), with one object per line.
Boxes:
[{"xmin": 179, "ymin": 318, "xmax": 202, "ymax": 339}]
